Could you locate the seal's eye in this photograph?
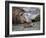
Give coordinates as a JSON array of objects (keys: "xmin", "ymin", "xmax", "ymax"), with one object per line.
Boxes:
[
  {"xmin": 21, "ymin": 14, "xmax": 23, "ymax": 16},
  {"xmin": 19, "ymin": 12, "xmax": 24, "ymax": 16}
]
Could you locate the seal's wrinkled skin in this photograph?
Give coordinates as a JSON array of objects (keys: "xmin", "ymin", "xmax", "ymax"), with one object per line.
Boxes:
[{"xmin": 12, "ymin": 7, "xmax": 33, "ymax": 27}]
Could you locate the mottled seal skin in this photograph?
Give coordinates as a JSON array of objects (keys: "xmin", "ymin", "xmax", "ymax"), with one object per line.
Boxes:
[
  {"xmin": 12, "ymin": 7, "xmax": 25, "ymax": 24},
  {"xmin": 12, "ymin": 7, "xmax": 33, "ymax": 27}
]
